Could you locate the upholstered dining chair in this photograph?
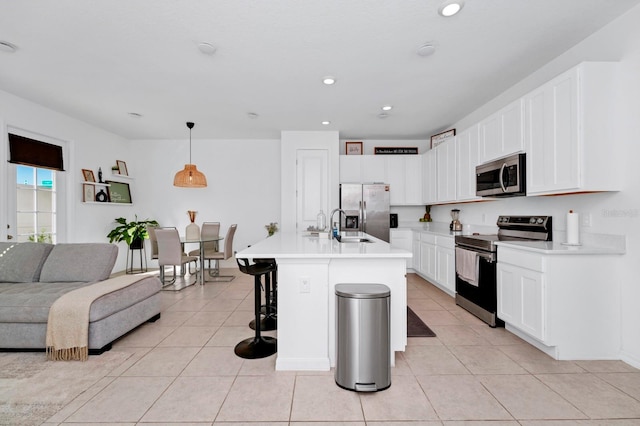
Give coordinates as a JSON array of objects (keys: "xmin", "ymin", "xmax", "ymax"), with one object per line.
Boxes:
[
  {"xmin": 155, "ymin": 228, "xmax": 198, "ymax": 285},
  {"xmin": 146, "ymin": 224, "xmax": 159, "ymax": 260},
  {"xmin": 207, "ymin": 224, "xmax": 237, "ymax": 282},
  {"xmin": 188, "ymin": 221, "xmax": 220, "ymax": 273}
]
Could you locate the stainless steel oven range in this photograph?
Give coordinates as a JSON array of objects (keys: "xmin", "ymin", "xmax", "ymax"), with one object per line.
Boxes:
[{"xmin": 454, "ymin": 215, "xmax": 552, "ymax": 327}]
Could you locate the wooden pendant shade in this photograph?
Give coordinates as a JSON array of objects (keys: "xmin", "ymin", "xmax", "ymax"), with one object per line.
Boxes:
[{"xmin": 173, "ymin": 121, "xmax": 207, "ymax": 188}]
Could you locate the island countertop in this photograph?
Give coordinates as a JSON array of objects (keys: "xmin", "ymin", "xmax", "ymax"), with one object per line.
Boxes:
[{"xmin": 236, "ymin": 231, "xmax": 413, "ymax": 260}]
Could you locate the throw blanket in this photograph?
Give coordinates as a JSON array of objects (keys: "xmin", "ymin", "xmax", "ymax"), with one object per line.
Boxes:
[{"xmin": 46, "ymin": 275, "xmax": 142, "ymax": 361}]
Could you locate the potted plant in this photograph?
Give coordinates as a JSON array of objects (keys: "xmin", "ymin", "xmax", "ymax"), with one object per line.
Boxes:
[{"xmin": 107, "ymin": 215, "xmax": 159, "ymax": 249}]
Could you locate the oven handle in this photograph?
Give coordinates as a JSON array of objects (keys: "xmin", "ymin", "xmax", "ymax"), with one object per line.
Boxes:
[{"xmin": 456, "ymin": 245, "xmax": 496, "ymax": 263}]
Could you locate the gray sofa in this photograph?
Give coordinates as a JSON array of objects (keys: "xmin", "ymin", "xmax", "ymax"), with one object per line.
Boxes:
[{"xmin": 0, "ymin": 242, "xmax": 162, "ymax": 354}]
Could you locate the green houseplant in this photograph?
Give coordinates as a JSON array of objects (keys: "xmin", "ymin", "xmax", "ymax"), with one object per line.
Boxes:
[{"xmin": 107, "ymin": 216, "xmax": 158, "ymax": 249}]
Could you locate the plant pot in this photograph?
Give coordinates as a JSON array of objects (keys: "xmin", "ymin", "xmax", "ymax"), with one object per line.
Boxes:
[{"xmin": 129, "ymin": 238, "xmax": 144, "ymax": 250}]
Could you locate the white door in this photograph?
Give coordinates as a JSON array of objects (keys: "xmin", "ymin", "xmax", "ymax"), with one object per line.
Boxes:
[{"xmin": 296, "ymin": 149, "xmax": 329, "ymax": 232}]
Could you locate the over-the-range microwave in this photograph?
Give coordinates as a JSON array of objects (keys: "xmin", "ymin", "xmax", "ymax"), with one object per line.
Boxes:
[{"xmin": 476, "ymin": 152, "xmax": 526, "ymax": 197}]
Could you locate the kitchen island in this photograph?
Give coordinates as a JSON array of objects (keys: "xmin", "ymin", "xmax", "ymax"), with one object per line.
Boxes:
[{"xmin": 235, "ymin": 231, "xmax": 412, "ymax": 371}]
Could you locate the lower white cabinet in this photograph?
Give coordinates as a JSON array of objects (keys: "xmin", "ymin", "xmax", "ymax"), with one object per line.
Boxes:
[
  {"xmin": 414, "ymin": 231, "xmax": 455, "ymax": 296},
  {"xmin": 435, "ymin": 244, "xmax": 455, "ymax": 295},
  {"xmin": 419, "ymin": 237, "xmax": 436, "ymax": 280},
  {"xmin": 390, "ymin": 229, "xmax": 413, "ymax": 270},
  {"xmin": 496, "ymin": 245, "xmax": 623, "ymax": 360}
]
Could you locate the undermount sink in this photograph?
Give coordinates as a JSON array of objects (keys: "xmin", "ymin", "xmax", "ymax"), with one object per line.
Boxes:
[{"xmin": 336, "ymin": 236, "xmax": 372, "ymax": 243}]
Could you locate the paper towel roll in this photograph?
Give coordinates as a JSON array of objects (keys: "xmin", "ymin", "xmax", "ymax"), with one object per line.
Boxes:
[{"xmin": 566, "ymin": 210, "xmax": 579, "ymax": 245}]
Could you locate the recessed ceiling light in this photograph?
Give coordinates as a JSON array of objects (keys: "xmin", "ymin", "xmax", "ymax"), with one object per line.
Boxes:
[
  {"xmin": 416, "ymin": 43, "xmax": 436, "ymax": 57},
  {"xmin": 438, "ymin": 1, "xmax": 464, "ymax": 17},
  {"xmin": 197, "ymin": 42, "xmax": 217, "ymax": 55},
  {"xmin": 128, "ymin": 112, "xmax": 143, "ymax": 118},
  {"xmin": 247, "ymin": 112, "xmax": 259, "ymax": 119},
  {"xmin": 321, "ymin": 121, "xmax": 331, "ymax": 126},
  {"xmin": 322, "ymin": 76, "xmax": 336, "ymax": 85},
  {"xmin": 382, "ymin": 105, "xmax": 393, "ymax": 111},
  {"xmin": 0, "ymin": 41, "xmax": 17, "ymax": 53}
]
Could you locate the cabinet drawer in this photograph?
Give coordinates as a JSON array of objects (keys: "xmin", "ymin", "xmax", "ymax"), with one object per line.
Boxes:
[
  {"xmin": 436, "ymin": 235, "xmax": 455, "ymax": 249},
  {"xmin": 499, "ymin": 248, "xmax": 544, "ymax": 272},
  {"xmin": 420, "ymin": 232, "xmax": 436, "ymax": 244}
]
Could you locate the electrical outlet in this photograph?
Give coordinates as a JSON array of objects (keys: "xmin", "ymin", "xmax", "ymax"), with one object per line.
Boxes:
[
  {"xmin": 582, "ymin": 213, "xmax": 592, "ymax": 228},
  {"xmin": 299, "ymin": 277, "xmax": 310, "ymax": 293}
]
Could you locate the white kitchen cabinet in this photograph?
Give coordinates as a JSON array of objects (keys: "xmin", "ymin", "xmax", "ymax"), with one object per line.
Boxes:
[
  {"xmin": 435, "ymin": 236, "xmax": 455, "ymax": 295},
  {"xmin": 405, "ymin": 156, "xmax": 423, "ymax": 204},
  {"xmin": 419, "ymin": 235, "xmax": 436, "ymax": 280},
  {"xmin": 386, "ymin": 156, "xmax": 422, "ymax": 205},
  {"xmin": 496, "ymin": 244, "xmax": 623, "ymax": 360},
  {"xmin": 412, "ymin": 231, "xmax": 420, "ymax": 272},
  {"xmin": 339, "ymin": 155, "xmax": 362, "ymax": 183},
  {"xmin": 361, "ymin": 155, "xmax": 386, "ymax": 183},
  {"xmin": 422, "ymin": 149, "xmax": 437, "ymax": 204},
  {"xmin": 390, "ymin": 229, "xmax": 413, "ymax": 269},
  {"xmin": 524, "ymin": 62, "xmax": 620, "ymax": 195},
  {"xmin": 435, "ymin": 140, "xmax": 456, "ymax": 203},
  {"xmin": 479, "ymin": 99, "xmax": 524, "ymax": 163},
  {"xmin": 456, "ymin": 125, "xmax": 481, "ymax": 201}
]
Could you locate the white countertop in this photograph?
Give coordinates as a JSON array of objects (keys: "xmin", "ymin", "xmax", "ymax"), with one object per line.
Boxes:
[
  {"xmin": 495, "ymin": 240, "xmax": 626, "ymax": 255},
  {"xmin": 236, "ymin": 231, "xmax": 412, "ymax": 259}
]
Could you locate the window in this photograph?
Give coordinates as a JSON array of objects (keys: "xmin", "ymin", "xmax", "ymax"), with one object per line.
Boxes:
[{"xmin": 16, "ymin": 165, "xmax": 56, "ymax": 243}]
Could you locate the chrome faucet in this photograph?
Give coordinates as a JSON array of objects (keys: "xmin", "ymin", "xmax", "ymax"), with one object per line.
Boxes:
[{"xmin": 329, "ymin": 208, "xmax": 346, "ymax": 239}]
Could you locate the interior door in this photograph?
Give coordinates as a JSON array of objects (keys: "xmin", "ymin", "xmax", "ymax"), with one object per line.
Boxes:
[{"xmin": 296, "ymin": 149, "xmax": 328, "ymax": 232}]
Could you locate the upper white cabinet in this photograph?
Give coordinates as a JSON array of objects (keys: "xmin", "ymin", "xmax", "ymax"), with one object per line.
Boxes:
[
  {"xmin": 524, "ymin": 62, "xmax": 620, "ymax": 195},
  {"xmin": 479, "ymin": 99, "xmax": 524, "ymax": 163},
  {"xmin": 456, "ymin": 125, "xmax": 481, "ymax": 201},
  {"xmin": 422, "ymin": 149, "xmax": 437, "ymax": 204},
  {"xmin": 340, "ymin": 155, "xmax": 422, "ymax": 205},
  {"xmin": 435, "ymin": 140, "xmax": 457, "ymax": 203}
]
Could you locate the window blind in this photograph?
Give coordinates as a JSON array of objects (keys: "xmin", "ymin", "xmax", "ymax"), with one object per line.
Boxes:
[{"xmin": 8, "ymin": 133, "xmax": 64, "ymax": 171}]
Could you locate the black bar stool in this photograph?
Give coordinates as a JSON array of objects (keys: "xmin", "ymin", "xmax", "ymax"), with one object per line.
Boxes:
[
  {"xmin": 250, "ymin": 258, "xmax": 277, "ymax": 331},
  {"xmin": 234, "ymin": 258, "xmax": 277, "ymax": 359}
]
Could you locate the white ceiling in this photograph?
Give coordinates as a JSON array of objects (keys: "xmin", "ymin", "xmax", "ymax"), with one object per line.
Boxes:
[{"xmin": 1, "ymin": 0, "xmax": 639, "ymax": 141}]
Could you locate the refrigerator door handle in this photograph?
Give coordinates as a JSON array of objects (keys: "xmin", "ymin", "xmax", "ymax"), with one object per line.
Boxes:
[{"xmin": 362, "ymin": 201, "xmax": 367, "ymax": 232}]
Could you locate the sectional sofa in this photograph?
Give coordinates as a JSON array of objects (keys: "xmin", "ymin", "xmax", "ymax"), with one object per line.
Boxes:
[{"xmin": 0, "ymin": 241, "xmax": 161, "ymax": 353}]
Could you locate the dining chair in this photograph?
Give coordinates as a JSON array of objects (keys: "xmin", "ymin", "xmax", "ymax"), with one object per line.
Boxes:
[
  {"xmin": 146, "ymin": 224, "xmax": 159, "ymax": 260},
  {"xmin": 188, "ymin": 221, "xmax": 220, "ymax": 273},
  {"xmin": 155, "ymin": 228, "xmax": 198, "ymax": 285},
  {"xmin": 207, "ymin": 224, "xmax": 237, "ymax": 282}
]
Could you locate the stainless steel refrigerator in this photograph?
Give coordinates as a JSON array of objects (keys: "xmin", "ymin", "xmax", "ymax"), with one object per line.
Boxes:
[{"xmin": 339, "ymin": 183, "xmax": 391, "ymax": 242}]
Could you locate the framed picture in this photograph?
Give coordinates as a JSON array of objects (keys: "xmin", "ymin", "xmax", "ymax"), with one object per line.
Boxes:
[
  {"xmin": 105, "ymin": 180, "xmax": 132, "ymax": 204},
  {"xmin": 82, "ymin": 169, "xmax": 95, "ymax": 182},
  {"xmin": 374, "ymin": 147, "xmax": 419, "ymax": 155},
  {"xmin": 346, "ymin": 141, "xmax": 363, "ymax": 155},
  {"xmin": 430, "ymin": 128, "xmax": 456, "ymax": 148},
  {"xmin": 116, "ymin": 160, "xmax": 128, "ymax": 176},
  {"xmin": 82, "ymin": 183, "xmax": 96, "ymax": 202}
]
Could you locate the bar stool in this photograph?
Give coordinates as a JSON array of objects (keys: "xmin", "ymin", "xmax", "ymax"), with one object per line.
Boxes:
[
  {"xmin": 250, "ymin": 258, "xmax": 277, "ymax": 331},
  {"xmin": 235, "ymin": 258, "xmax": 277, "ymax": 359}
]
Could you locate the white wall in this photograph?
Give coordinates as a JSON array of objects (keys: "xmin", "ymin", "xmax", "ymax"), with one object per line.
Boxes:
[{"xmin": 431, "ymin": 4, "xmax": 640, "ymax": 367}]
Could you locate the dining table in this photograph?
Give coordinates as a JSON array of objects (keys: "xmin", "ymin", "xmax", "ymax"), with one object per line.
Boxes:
[{"xmin": 180, "ymin": 234, "xmax": 224, "ymax": 286}]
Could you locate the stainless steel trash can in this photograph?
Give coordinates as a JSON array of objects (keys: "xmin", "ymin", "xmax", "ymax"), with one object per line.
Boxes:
[{"xmin": 335, "ymin": 283, "xmax": 391, "ymax": 392}]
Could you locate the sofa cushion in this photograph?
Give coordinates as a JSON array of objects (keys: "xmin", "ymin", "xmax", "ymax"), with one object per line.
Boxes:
[
  {"xmin": 0, "ymin": 242, "xmax": 54, "ymax": 283},
  {"xmin": 39, "ymin": 243, "xmax": 118, "ymax": 283},
  {"xmin": 0, "ymin": 282, "xmax": 87, "ymax": 323}
]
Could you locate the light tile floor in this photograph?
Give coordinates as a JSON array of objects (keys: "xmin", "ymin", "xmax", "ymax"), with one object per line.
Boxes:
[{"xmin": 3, "ymin": 270, "xmax": 640, "ymax": 425}]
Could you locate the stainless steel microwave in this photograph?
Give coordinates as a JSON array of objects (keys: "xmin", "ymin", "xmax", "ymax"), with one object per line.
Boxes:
[{"xmin": 476, "ymin": 153, "xmax": 526, "ymax": 197}]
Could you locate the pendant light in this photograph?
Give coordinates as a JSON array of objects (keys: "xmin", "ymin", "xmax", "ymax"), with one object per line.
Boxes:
[{"xmin": 173, "ymin": 121, "xmax": 207, "ymax": 187}]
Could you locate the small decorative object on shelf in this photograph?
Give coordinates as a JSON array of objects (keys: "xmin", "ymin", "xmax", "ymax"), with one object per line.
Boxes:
[
  {"xmin": 265, "ymin": 222, "xmax": 278, "ymax": 237},
  {"xmin": 430, "ymin": 128, "xmax": 456, "ymax": 148},
  {"xmin": 116, "ymin": 160, "xmax": 128, "ymax": 176},
  {"xmin": 420, "ymin": 205, "xmax": 433, "ymax": 222},
  {"xmin": 345, "ymin": 141, "xmax": 363, "ymax": 155},
  {"xmin": 374, "ymin": 147, "xmax": 419, "ymax": 155},
  {"xmin": 111, "ymin": 164, "xmax": 120, "ymax": 173},
  {"xmin": 98, "ymin": 167, "xmax": 103, "ymax": 183},
  {"xmin": 185, "ymin": 210, "xmax": 200, "ymax": 240},
  {"xmin": 95, "ymin": 188, "xmax": 109, "ymax": 202},
  {"xmin": 82, "ymin": 168, "xmax": 95, "ymax": 182},
  {"xmin": 83, "ymin": 184, "xmax": 96, "ymax": 202}
]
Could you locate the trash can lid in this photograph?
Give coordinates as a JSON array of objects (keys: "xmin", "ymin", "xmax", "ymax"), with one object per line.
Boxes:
[{"xmin": 335, "ymin": 283, "xmax": 390, "ymax": 299}]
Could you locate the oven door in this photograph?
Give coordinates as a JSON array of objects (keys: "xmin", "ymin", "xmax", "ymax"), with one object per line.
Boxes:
[{"xmin": 455, "ymin": 249, "xmax": 503, "ymax": 327}]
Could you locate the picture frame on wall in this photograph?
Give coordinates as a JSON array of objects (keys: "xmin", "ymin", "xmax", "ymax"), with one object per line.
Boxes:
[
  {"xmin": 346, "ymin": 141, "xmax": 363, "ymax": 155},
  {"xmin": 82, "ymin": 183, "xmax": 96, "ymax": 202},
  {"xmin": 105, "ymin": 180, "xmax": 132, "ymax": 204},
  {"xmin": 116, "ymin": 160, "xmax": 128, "ymax": 176},
  {"xmin": 82, "ymin": 169, "xmax": 95, "ymax": 182},
  {"xmin": 430, "ymin": 128, "xmax": 456, "ymax": 148}
]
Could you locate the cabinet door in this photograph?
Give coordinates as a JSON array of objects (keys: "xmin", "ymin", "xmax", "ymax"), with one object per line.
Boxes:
[
  {"xmin": 435, "ymin": 246, "xmax": 455, "ymax": 294},
  {"xmin": 362, "ymin": 156, "xmax": 386, "ymax": 183},
  {"xmin": 386, "ymin": 156, "xmax": 405, "ymax": 205},
  {"xmin": 412, "ymin": 232, "xmax": 420, "ymax": 271},
  {"xmin": 480, "ymin": 99, "xmax": 524, "ymax": 163},
  {"xmin": 525, "ymin": 67, "xmax": 580, "ymax": 195},
  {"xmin": 339, "ymin": 156, "xmax": 363, "ymax": 183},
  {"xmin": 405, "ymin": 156, "xmax": 423, "ymax": 205},
  {"xmin": 456, "ymin": 125, "xmax": 481, "ymax": 201},
  {"xmin": 436, "ymin": 140, "xmax": 456, "ymax": 203},
  {"xmin": 497, "ymin": 263, "xmax": 546, "ymax": 341},
  {"xmin": 422, "ymin": 150, "xmax": 437, "ymax": 204},
  {"xmin": 390, "ymin": 230, "xmax": 413, "ymax": 269},
  {"xmin": 420, "ymin": 241, "xmax": 436, "ymax": 279}
]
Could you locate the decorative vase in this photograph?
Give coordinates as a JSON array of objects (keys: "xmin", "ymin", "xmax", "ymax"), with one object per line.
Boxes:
[{"xmin": 186, "ymin": 210, "xmax": 200, "ymax": 240}]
